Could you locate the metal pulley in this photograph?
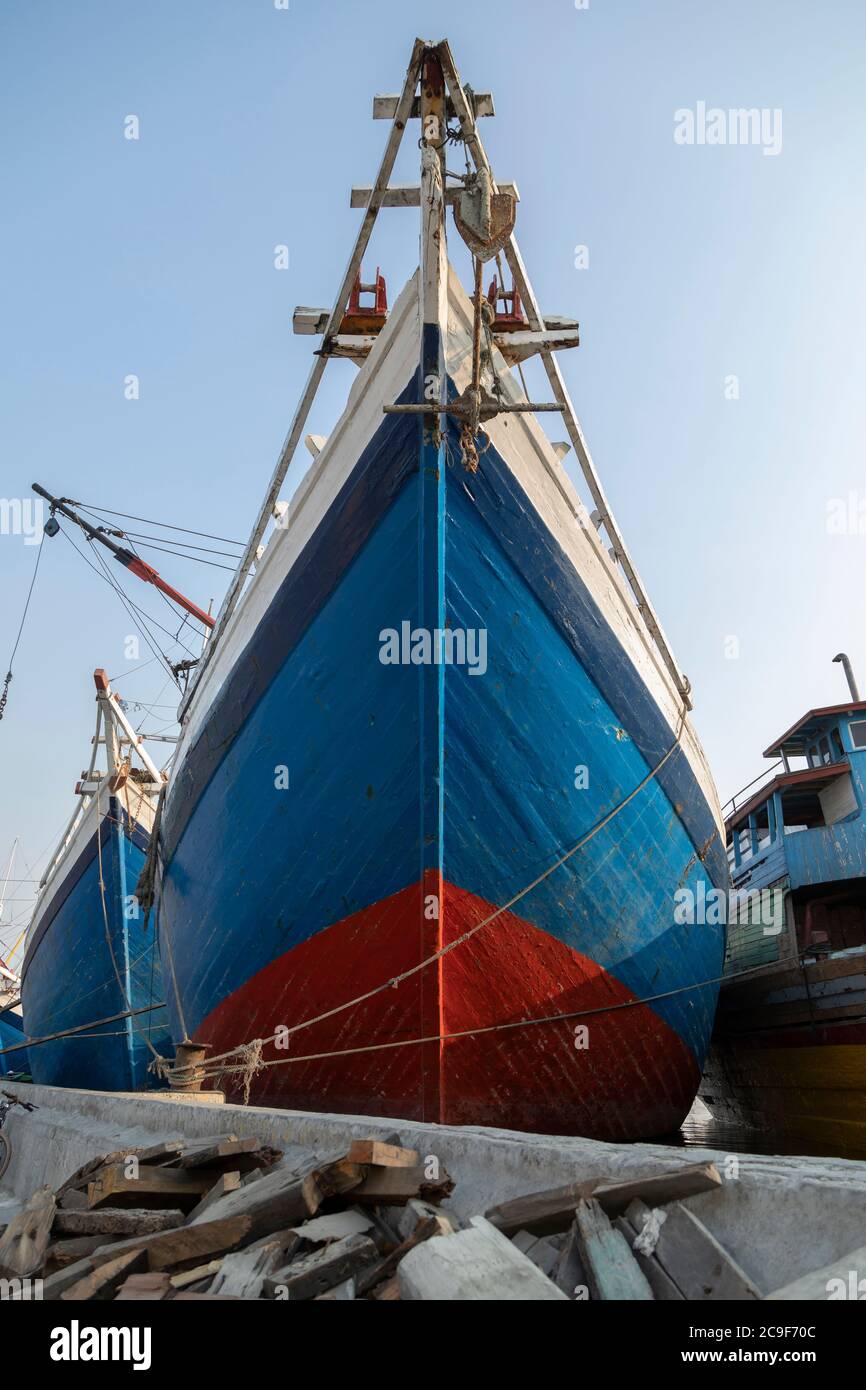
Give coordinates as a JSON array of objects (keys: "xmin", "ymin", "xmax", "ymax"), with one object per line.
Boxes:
[{"xmin": 453, "ymin": 167, "xmax": 516, "ymax": 262}]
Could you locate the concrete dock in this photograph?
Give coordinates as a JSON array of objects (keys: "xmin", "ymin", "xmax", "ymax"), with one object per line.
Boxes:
[{"xmin": 3, "ymin": 1080, "xmax": 866, "ymax": 1297}]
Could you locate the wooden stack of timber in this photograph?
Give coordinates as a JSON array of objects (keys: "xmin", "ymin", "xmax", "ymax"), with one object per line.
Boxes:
[
  {"xmin": 1, "ymin": 1145, "xmax": 856, "ymax": 1299},
  {"xmin": 0, "ymin": 1133, "xmax": 456, "ymax": 1301}
]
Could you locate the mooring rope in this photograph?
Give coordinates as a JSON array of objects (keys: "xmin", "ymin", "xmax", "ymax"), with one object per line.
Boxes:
[{"xmin": 174, "ymin": 708, "xmax": 693, "ymax": 1085}]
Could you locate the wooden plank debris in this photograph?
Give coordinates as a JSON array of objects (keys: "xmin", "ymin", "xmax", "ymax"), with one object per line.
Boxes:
[
  {"xmin": 54, "ymin": 1207, "xmax": 185, "ymax": 1238},
  {"xmin": 60, "ymin": 1248, "xmax": 148, "ymax": 1302},
  {"xmin": 87, "ymin": 1162, "xmax": 219, "ymax": 1211},
  {"xmin": 187, "ymin": 1159, "xmax": 341, "ymax": 1239},
  {"xmin": 45, "ymin": 1234, "xmax": 107, "ymax": 1269},
  {"xmin": 346, "ymin": 1139, "xmax": 419, "ymax": 1168},
  {"xmin": 210, "ymin": 1241, "xmax": 284, "ymax": 1298},
  {"xmin": 266, "ymin": 1234, "xmax": 379, "ymax": 1301},
  {"xmin": 573, "ymin": 1199, "xmax": 654, "ymax": 1301},
  {"xmin": 0, "ymin": 1185, "xmax": 56, "ymax": 1278},
  {"xmin": 627, "ymin": 1198, "xmax": 760, "ymax": 1300},
  {"xmin": 372, "ymin": 92, "xmax": 495, "ymax": 120},
  {"xmin": 613, "ymin": 1213, "xmax": 684, "ymax": 1301},
  {"xmin": 398, "ymin": 1216, "xmax": 568, "ymax": 1301},
  {"xmin": 115, "ymin": 1271, "xmax": 172, "ymax": 1301},
  {"xmin": 349, "ymin": 182, "xmax": 519, "ymax": 209},
  {"xmin": 170, "ymin": 1259, "xmax": 224, "ymax": 1289},
  {"xmin": 396, "ymin": 1198, "xmax": 457, "ymax": 1242},
  {"xmin": 90, "ymin": 1213, "xmax": 252, "ymax": 1273},
  {"xmin": 288, "ymin": 1209, "xmax": 375, "ymax": 1244},
  {"xmin": 553, "ymin": 1216, "xmax": 588, "ymax": 1298},
  {"xmin": 184, "ymin": 1171, "xmax": 242, "ymax": 1223},
  {"xmin": 354, "ymin": 1216, "xmax": 440, "ymax": 1298},
  {"xmin": 485, "ymin": 1161, "xmax": 722, "ymax": 1236},
  {"xmin": 350, "ymin": 1160, "xmax": 453, "ymax": 1207}
]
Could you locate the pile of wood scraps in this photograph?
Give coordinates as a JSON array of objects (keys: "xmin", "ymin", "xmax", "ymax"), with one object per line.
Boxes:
[
  {"xmin": 0, "ymin": 1132, "xmax": 457, "ymax": 1301},
  {"xmin": 3, "ymin": 1145, "xmax": 843, "ymax": 1300}
]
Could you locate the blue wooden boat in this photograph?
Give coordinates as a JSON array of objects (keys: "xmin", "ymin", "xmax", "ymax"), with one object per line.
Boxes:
[
  {"xmin": 150, "ymin": 43, "xmax": 729, "ymax": 1140},
  {"xmin": 702, "ymin": 664, "xmax": 866, "ymax": 1156},
  {"xmin": 20, "ymin": 670, "xmax": 172, "ymax": 1090}
]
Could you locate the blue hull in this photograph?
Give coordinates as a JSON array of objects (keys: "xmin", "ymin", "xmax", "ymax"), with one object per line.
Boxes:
[
  {"xmin": 0, "ymin": 1009, "xmax": 28, "ymax": 1077},
  {"xmin": 157, "ymin": 356, "xmax": 728, "ymax": 1138},
  {"xmin": 21, "ymin": 801, "xmax": 171, "ymax": 1091}
]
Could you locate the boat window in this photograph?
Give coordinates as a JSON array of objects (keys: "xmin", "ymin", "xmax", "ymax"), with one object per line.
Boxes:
[
  {"xmin": 819, "ymin": 736, "xmax": 832, "ymax": 765},
  {"xmin": 850, "ymin": 720, "xmax": 866, "ymax": 750},
  {"xmin": 831, "ymin": 727, "xmax": 845, "ymax": 762},
  {"xmin": 808, "ymin": 744, "xmax": 822, "ymax": 768}
]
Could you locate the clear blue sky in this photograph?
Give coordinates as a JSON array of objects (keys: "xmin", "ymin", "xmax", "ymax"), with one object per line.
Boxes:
[{"xmin": 2, "ymin": 0, "xmax": 865, "ymax": 952}]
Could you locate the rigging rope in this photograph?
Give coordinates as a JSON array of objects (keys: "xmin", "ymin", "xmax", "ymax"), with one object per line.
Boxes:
[
  {"xmin": 0, "ymin": 532, "xmax": 46, "ymax": 724},
  {"xmin": 171, "ymin": 708, "xmax": 692, "ymax": 1086}
]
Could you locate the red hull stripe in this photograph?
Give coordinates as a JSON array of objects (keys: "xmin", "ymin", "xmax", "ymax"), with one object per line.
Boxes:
[{"xmin": 197, "ymin": 877, "xmax": 700, "ymax": 1139}]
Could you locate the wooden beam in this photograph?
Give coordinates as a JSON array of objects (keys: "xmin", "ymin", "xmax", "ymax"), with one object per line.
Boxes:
[
  {"xmin": 180, "ymin": 38, "xmax": 426, "ymax": 722},
  {"xmin": 494, "ymin": 328, "xmax": 580, "ymax": 365},
  {"xmin": 398, "ymin": 1215, "xmax": 568, "ymax": 1301},
  {"xmin": 574, "ymin": 1199, "xmax": 654, "ymax": 1301},
  {"xmin": 349, "ymin": 182, "xmax": 519, "ymax": 208},
  {"xmin": 373, "ymin": 92, "xmax": 494, "ymax": 120},
  {"xmin": 628, "ymin": 1198, "xmax": 761, "ymax": 1301},
  {"xmin": 485, "ymin": 1161, "xmax": 722, "ymax": 1237}
]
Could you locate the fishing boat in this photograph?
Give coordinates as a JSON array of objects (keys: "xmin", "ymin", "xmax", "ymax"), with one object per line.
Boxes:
[
  {"xmin": 700, "ymin": 656, "xmax": 866, "ymax": 1157},
  {"xmin": 79, "ymin": 40, "xmax": 726, "ymax": 1139},
  {"xmin": 0, "ymin": 955, "xmax": 27, "ymax": 1078},
  {"xmin": 19, "ymin": 669, "xmax": 173, "ymax": 1091}
]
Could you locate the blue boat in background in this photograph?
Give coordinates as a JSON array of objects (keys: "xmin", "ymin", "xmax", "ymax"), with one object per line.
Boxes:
[
  {"xmin": 20, "ymin": 669, "xmax": 173, "ymax": 1091},
  {"xmin": 0, "ymin": 1007, "xmax": 28, "ymax": 1078}
]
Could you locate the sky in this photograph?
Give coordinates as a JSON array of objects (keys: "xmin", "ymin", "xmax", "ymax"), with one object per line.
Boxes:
[{"xmin": 1, "ymin": 0, "xmax": 865, "ymax": 955}]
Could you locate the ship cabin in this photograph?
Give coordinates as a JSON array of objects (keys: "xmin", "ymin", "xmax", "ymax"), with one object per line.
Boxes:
[{"xmin": 724, "ymin": 701, "xmax": 866, "ymax": 970}]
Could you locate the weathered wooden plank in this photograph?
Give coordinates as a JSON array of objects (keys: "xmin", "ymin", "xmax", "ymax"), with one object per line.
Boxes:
[
  {"xmin": 495, "ymin": 328, "xmax": 580, "ymax": 365},
  {"xmin": 613, "ymin": 1214, "xmax": 684, "ymax": 1300},
  {"xmin": 90, "ymin": 1213, "xmax": 252, "ymax": 1273},
  {"xmin": 396, "ymin": 1198, "xmax": 457, "ymax": 1242},
  {"xmin": 574, "ymin": 1200, "xmax": 654, "ymax": 1301},
  {"xmin": 60, "ymin": 1248, "xmax": 148, "ymax": 1301},
  {"xmin": 54, "ymin": 1207, "xmax": 185, "ymax": 1237},
  {"xmin": 45, "ymin": 1234, "xmax": 106, "ymax": 1269},
  {"xmin": 178, "ymin": 1137, "xmax": 270, "ymax": 1172},
  {"xmin": 186, "ymin": 1159, "xmax": 333, "ymax": 1238},
  {"xmin": 210, "ymin": 1240, "xmax": 283, "ymax": 1298},
  {"xmin": 266, "ymin": 1234, "xmax": 379, "ymax": 1301},
  {"xmin": 628, "ymin": 1199, "xmax": 760, "ymax": 1301},
  {"xmin": 0, "ymin": 1185, "xmax": 56, "ymax": 1278},
  {"xmin": 346, "ymin": 1139, "xmax": 419, "ymax": 1168},
  {"xmin": 115, "ymin": 1271, "xmax": 173, "ymax": 1301},
  {"xmin": 593, "ymin": 1164, "xmax": 723, "ymax": 1217},
  {"xmin": 170, "ymin": 1259, "xmax": 223, "ymax": 1289},
  {"xmin": 372, "ymin": 92, "xmax": 495, "ymax": 120},
  {"xmin": 56, "ymin": 1149, "xmax": 144, "ymax": 1198},
  {"xmin": 354, "ymin": 1216, "xmax": 440, "ymax": 1297},
  {"xmin": 554, "ymin": 1216, "xmax": 588, "ymax": 1298},
  {"xmin": 485, "ymin": 1162, "xmax": 722, "ymax": 1237},
  {"xmin": 87, "ymin": 1162, "xmax": 217, "ymax": 1210},
  {"xmin": 184, "ymin": 1171, "xmax": 242, "ymax": 1224},
  {"xmin": 511, "ymin": 1231, "xmax": 560, "ymax": 1278},
  {"xmin": 398, "ymin": 1216, "xmax": 568, "ymax": 1301},
  {"xmin": 350, "ymin": 1161, "xmax": 453, "ymax": 1207},
  {"xmin": 135, "ymin": 1139, "xmax": 186, "ymax": 1164},
  {"xmin": 290, "ymin": 1209, "xmax": 374, "ymax": 1244},
  {"xmin": 349, "ymin": 181, "xmax": 519, "ymax": 209}
]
